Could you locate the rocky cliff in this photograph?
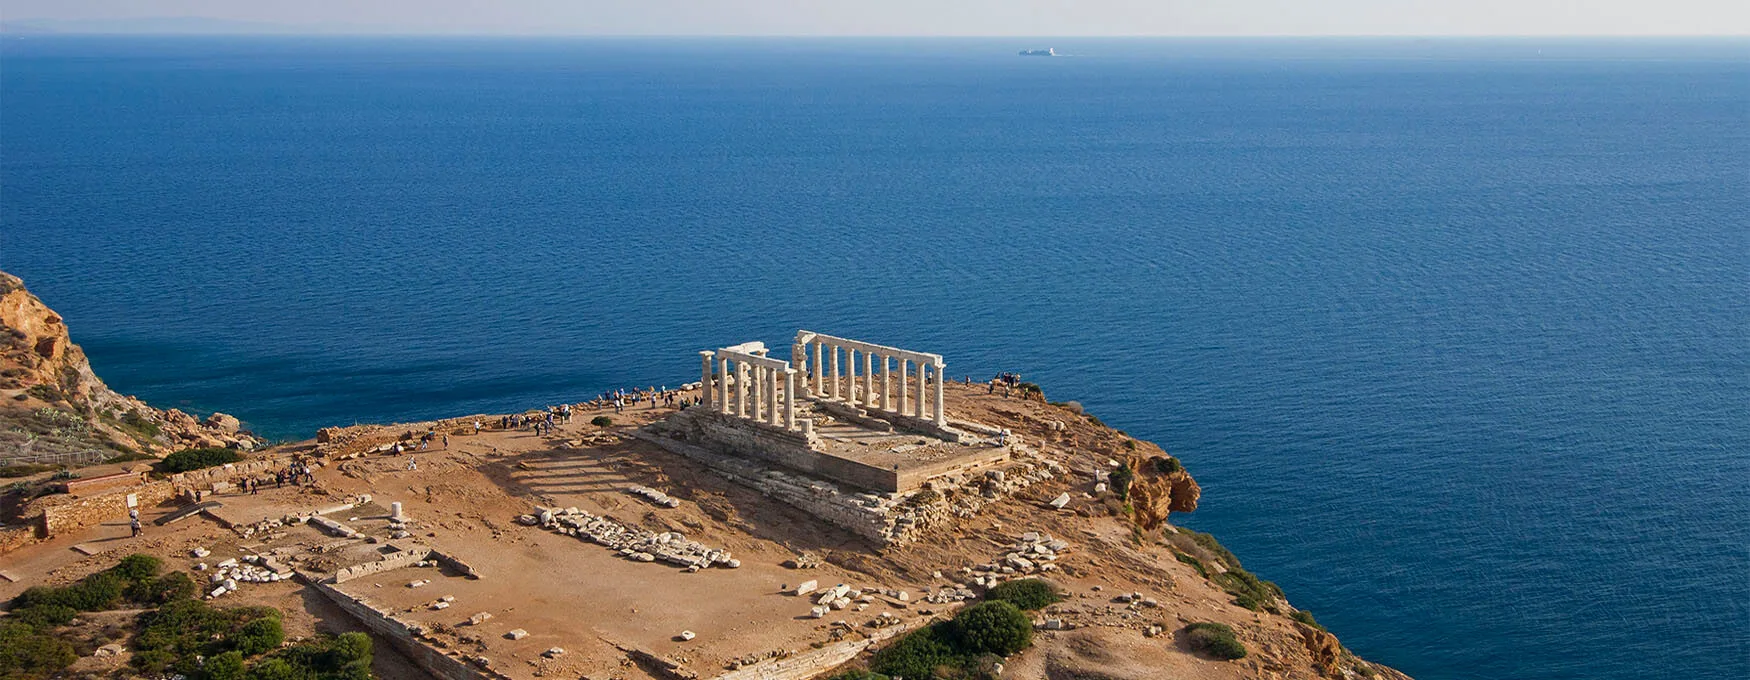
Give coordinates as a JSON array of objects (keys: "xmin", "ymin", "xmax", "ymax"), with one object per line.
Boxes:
[{"xmin": 0, "ymin": 271, "xmax": 260, "ymax": 464}]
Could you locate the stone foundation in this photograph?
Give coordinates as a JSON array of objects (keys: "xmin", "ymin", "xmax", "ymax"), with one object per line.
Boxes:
[
  {"xmin": 660, "ymin": 408, "xmax": 906, "ymax": 493},
  {"xmin": 709, "ymin": 622, "xmax": 912, "ymax": 680},
  {"xmin": 306, "ymin": 576, "xmax": 512, "ymax": 680}
]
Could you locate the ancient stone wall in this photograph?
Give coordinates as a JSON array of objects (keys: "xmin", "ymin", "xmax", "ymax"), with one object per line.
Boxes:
[
  {"xmin": 632, "ymin": 431, "xmax": 895, "ymax": 544},
  {"xmin": 61, "ymin": 470, "xmax": 148, "ymax": 495},
  {"xmin": 307, "ymin": 578, "xmax": 510, "ymax": 680},
  {"xmin": 332, "ymin": 545, "xmax": 433, "ymax": 583},
  {"xmin": 669, "ymin": 409, "xmax": 902, "ymax": 492},
  {"xmin": 709, "ymin": 623, "xmax": 911, "ymax": 680},
  {"xmin": 0, "ymin": 524, "xmax": 38, "ymax": 556},
  {"xmin": 35, "ymin": 480, "xmax": 175, "ymax": 536},
  {"xmin": 893, "ymin": 448, "xmax": 1012, "ymax": 492},
  {"xmin": 169, "ymin": 457, "xmax": 285, "ymax": 492}
]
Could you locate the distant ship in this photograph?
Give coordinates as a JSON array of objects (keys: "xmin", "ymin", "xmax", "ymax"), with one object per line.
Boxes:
[{"xmin": 1018, "ymin": 48, "xmax": 1057, "ymax": 57}]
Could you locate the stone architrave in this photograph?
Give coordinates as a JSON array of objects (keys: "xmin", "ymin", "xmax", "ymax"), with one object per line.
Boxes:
[{"xmin": 793, "ymin": 330, "xmax": 946, "ymax": 424}]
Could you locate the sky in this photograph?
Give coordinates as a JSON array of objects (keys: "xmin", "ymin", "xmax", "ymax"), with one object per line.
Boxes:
[{"xmin": 2, "ymin": 0, "xmax": 1746, "ymax": 36}]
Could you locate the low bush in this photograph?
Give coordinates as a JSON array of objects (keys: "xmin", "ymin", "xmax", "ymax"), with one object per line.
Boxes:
[
  {"xmin": 1212, "ymin": 569, "xmax": 1282, "ymax": 613},
  {"xmin": 1110, "ymin": 463, "xmax": 1135, "ymax": 500},
  {"xmin": 0, "ymin": 463, "xmax": 57, "ymax": 478},
  {"xmin": 1185, "ymin": 622, "xmax": 1247, "ymax": 660},
  {"xmin": 590, "ymin": 415, "xmax": 614, "ymax": 428},
  {"xmin": 1152, "ymin": 456, "xmax": 1183, "ymax": 475},
  {"xmin": 952, "ymin": 601, "xmax": 1032, "ymax": 656},
  {"xmin": 160, "ymin": 447, "xmax": 243, "ymax": 473},
  {"xmin": 120, "ymin": 409, "xmax": 162, "ymax": 437},
  {"xmin": 826, "ymin": 670, "xmax": 890, "ymax": 680},
  {"xmin": 127, "ymin": 571, "xmax": 198, "ymax": 605},
  {"xmin": 1289, "ymin": 609, "xmax": 1325, "ymax": 632},
  {"xmin": 870, "ymin": 593, "xmax": 1042, "ymax": 678},
  {"xmin": 1174, "ymin": 551, "xmax": 1209, "ymax": 578},
  {"xmin": 0, "ymin": 620, "xmax": 78, "ymax": 677},
  {"xmin": 104, "ymin": 451, "xmax": 159, "ymax": 464},
  {"xmin": 870, "ymin": 622, "xmax": 963, "ymax": 680},
  {"xmin": 984, "ymin": 578, "xmax": 1062, "ymax": 611},
  {"xmin": 133, "ymin": 599, "xmax": 287, "ymax": 677}
]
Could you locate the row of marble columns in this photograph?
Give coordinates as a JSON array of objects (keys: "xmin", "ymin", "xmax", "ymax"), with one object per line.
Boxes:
[
  {"xmin": 699, "ymin": 349, "xmax": 798, "ymax": 431},
  {"xmin": 798, "ymin": 339, "xmax": 945, "ymax": 427}
]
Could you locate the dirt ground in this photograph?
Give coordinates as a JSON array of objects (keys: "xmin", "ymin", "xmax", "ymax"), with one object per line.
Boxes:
[{"xmin": 1, "ymin": 382, "xmax": 1407, "ymax": 680}]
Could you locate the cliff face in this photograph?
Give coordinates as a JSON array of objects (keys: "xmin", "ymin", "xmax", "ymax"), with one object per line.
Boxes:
[{"xmin": 0, "ymin": 271, "xmax": 260, "ymax": 462}]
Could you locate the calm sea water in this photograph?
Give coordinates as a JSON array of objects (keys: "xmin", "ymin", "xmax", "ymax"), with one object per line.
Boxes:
[{"xmin": 3, "ymin": 37, "xmax": 1745, "ymax": 680}]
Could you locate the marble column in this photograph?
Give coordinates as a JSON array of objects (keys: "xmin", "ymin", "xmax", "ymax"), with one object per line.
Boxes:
[
  {"xmin": 898, "ymin": 359, "xmax": 909, "ymax": 415},
  {"xmin": 845, "ymin": 350, "xmax": 855, "ymax": 403},
  {"xmin": 784, "ymin": 368, "xmax": 797, "ymax": 430},
  {"xmin": 766, "ymin": 366, "xmax": 779, "ymax": 426},
  {"xmin": 880, "ymin": 355, "xmax": 892, "ymax": 411},
  {"xmin": 915, "ymin": 362, "xmax": 928, "ymax": 418},
  {"xmin": 813, "ymin": 342, "xmax": 824, "ymax": 395},
  {"xmin": 718, "ymin": 358, "xmax": 731, "ymax": 414},
  {"xmin": 699, "ymin": 351, "xmax": 715, "ymax": 409},
  {"xmin": 736, "ymin": 361, "xmax": 750, "ymax": 418},
  {"xmin": 933, "ymin": 362, "xmax": 946, "ymax": 426},
  {"xmin": 862, "ymin": 350, "xmax": 875, "ymax": 407},
  {"xmin": 829, "ymin": 344, "xmax": 840, "ymax": 401},
  {"xmin": 755, "ymin": 365, "xmax": 765, "ymax": 420}
]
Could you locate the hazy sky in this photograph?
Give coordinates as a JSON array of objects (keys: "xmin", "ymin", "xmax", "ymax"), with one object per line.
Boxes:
[{"xmin": 4, "ymin": 0, "xmax": 1746, "ymax": 36}]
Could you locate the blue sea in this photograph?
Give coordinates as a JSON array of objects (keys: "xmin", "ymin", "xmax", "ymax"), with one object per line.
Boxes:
[{"xmin": 2, "ymin": 36, "xmax": 1745, "ymax": 680}]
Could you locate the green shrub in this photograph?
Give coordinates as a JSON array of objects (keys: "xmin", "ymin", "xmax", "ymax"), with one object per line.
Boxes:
[
  {"xmin": 985, "ymin": 578, "xmax": 1062, "ymax": 611},
  {"xmin": 0, "ymin": 620, "xmax": 77, "ymax": 677},
  {"xmin": 870, "ymin": 622, "xmax": 962, "ymax": 680},
  {"xmin": 205, "ymin": 650, "xmax": 248, "ymax": 680},
  {"xmin": 1152, "ymin": 456, "xmax": 1183, "ymax": 475},
  {"xmin": 1188, "ymin": 530, "xmax": 1238, "ymax": 569},
  {"xmin": 826, "ymin": 670, "xmax": 890, "ymax": 680},
  {"xmin": 11, "ymin": 604, "xmax": 76, "ymax": 630},
  {"xmin": 104, "ymin": 451, "xmax": 159, "ymax": 464},
  {"xmin": 121, "ymin": 410, "xmax": 162, "ymax": 438},
  {"xmin": 132, "ymin": 600, "xmax": 283, "ymax": 676},
  {"xmin": 590, "ymin": 415, "xmax": 614, "ymax": 428},
  {"xmin": 952, "ymin": 601, "xmax": 1033, "ymax": 656},
  {"xmin": 1109, "ymin": 464, "xmax": 1135, "ymax": 500},
  {"xmin": 1174, "ymin": 552, "xmax": 1209, "ymax": 578},
  {"xmin": 0, "ymin": 463, "xmax": 56, "ymax": 478},
  {"xmin": 114, "ymin": 553, "xmax": 163, "ymax": 582},
  {"xmin": 1185, "ymin": 622, "xmax": 1247, "ymax": 660},
  {"xmin": 1289, "ymin": 610, "xmax": 1325, "ymax": 632},
  {"xmin": 160, "ymin": 447, "xmax": 243, "ymax": 473},
  {"xmin": 233, "ymin": 617, "xmax": 285, "ymax": 656},
  {"xmin": 246, "ymin": 631, "xmax": 371, "ymax": 680},
  {"xmin": 128, "ymin": 571, "xmax": 198, "ymax": 605},
  {"xmin": 1212, "ymin": 569, "xmax": 1282, "ymax": 613}
]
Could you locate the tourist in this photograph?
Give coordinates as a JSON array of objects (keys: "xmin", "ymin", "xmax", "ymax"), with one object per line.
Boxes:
[
  {"xmin": 442, "ymin": 434, "xmax": 449, "ymax": 449},
  {"xmin": 474, "ymin": 420, "xmax": 482, "ymax": 434},
  {"xmin": 130, "ymin": 517, "xmax": 142, "ymax": 538},
  {"xmin": 407, "ymin": 457, "xmax": 417, "ymax": 471}
]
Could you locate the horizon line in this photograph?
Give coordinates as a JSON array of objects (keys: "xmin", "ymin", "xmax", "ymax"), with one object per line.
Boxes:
[{"xmin": 5, "ymin": 31, "xmax": 1749, "ymax": 39}]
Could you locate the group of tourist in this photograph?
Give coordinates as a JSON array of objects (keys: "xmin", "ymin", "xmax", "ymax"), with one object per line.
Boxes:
[
  {"xmin": 583, "ymin": 386, "xmax": 684, "ymax": 413},
  {"xmin": 989, "ymin": 372, "xmax": 1024, "ymax": 396}
]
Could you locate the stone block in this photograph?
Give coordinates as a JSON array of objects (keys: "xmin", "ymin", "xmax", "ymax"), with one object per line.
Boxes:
[{"xmin": 506, "ymin": 629, "xmax": 528, "ymax": 640}]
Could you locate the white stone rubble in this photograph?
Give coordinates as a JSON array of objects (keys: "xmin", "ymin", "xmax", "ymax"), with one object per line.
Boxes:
[{"xmin": 528, "ymin": 506, "xmax": 739, "ymax": 570}]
